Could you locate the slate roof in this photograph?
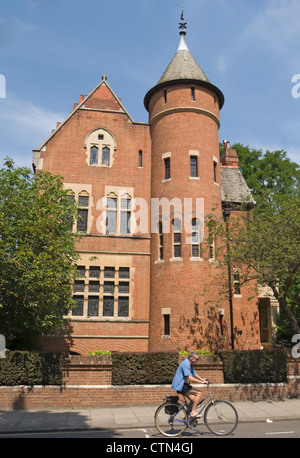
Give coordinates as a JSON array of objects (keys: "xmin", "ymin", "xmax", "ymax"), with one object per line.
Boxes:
[
  {"xmin": 157, "ymin": 49, "xmax": 211, "ymax": 85},
  {"xmin": 220, "ymin": 167, "xmax": 255, "ymax": 205}
]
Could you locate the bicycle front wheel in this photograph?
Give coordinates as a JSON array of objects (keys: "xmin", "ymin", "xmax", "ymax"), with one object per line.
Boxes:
[
  {"xmin": 154, "ymin": 402, "xmax": 188, "ymax": 437},
  {"xmin": 204, "ymin": 400, "xmax": 238, "ymax": 436}
]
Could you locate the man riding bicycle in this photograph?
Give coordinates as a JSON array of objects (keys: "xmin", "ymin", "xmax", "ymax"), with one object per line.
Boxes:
[{"xmin": 172, "ymin": 352, "xmax": 208, "ymax": 418}]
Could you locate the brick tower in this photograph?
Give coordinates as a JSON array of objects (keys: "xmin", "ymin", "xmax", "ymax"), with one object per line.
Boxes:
[{"xmin": 144, "ymin": 16, "xmax": 227, "ymax": 351}]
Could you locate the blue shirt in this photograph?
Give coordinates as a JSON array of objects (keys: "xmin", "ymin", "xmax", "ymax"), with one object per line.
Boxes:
[{"xmin": 172, "ymin": 359, "xmax": 196, "ymax": 392}]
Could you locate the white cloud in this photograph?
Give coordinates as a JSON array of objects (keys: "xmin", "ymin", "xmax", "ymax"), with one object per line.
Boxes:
[{"xmin": 0, "ymin": 92, "xmax": 66, "ymax": 167}]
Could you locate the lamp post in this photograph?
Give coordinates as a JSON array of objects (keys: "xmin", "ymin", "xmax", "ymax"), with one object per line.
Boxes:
[{"xmin": 223, "ymin": 205, "xmax": 234, "ymax": 350}]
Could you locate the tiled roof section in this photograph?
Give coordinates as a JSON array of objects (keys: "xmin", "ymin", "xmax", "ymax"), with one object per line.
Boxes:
[
  {"xmin": 220, "ymin": 167, "xmax": 255, "ymax": 205},
  {"xmin": 157, "ymin": 49, "xmax": 210, "ymax": 85}
]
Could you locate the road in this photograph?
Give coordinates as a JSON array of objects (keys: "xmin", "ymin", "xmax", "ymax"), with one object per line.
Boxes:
[{"xmin": 1, "ymin": 420, "xmax": 300, "ymax": 439}]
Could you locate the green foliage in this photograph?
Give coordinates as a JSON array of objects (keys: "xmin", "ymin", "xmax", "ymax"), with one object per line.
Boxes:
[
  {"xmin": 0, "ymin": 351, "xmax": 67, "ymax": 385},
  {"xmin": 218, "ymin": 143, "xmax": 300, "ymax": 338},
  {"xmin": 111, "ymin": 352, "xmax": 179, "ymax": 385},
  {"xmin": 0, "ymin": 158, "xmax": 80, "ymax": 349},
  {"xmin": 179, "ymin": 350, "xmax": 215, "ymax": 356},
  {"xmin": 195, "ymin": 350, "xmax": 215, "ymax": 356},
  {"xmin": 225, "ymin": 194, "xmax": 300, "ymax": 335},
  {"xmin": 87, "ymin": 350, "xmax": 111, "ymax": 356},
  {"xmin": 220, "ymin": 350, "xmax": 287, "ymax": 384}
]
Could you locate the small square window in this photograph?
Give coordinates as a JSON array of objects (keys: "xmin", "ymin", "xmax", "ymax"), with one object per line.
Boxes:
[
  {"xmin": 119, "ymin": 281, "xmax": 129, "ymax": 293},
  {"xmin": 104, "ymin": 281, "xmax": 114, "ymax": 293},
  {"xmin": 77, "ymin": 266, "xmax": 86, "ymax": 278},
  {"xmin": 74, "ymin": 281, "xmax": 84, "ymax": 293},
  {"xmin": 89, "ymin": 266, "xmax": 100, "ymax": 278},
  {"xmin": 104, "ymin": 267, "xmax": 115, "ymax": 278},
  {"xmin": 119, "ymin": 267, "xmax": 130, "ymax": 279},
  {"xmin": 88, "ymin": 281, "xmax": 100, "ymax": 293}
]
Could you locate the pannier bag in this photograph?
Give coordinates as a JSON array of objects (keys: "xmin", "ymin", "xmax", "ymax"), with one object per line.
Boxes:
[{"xmin": 164, "ymin": 395, "xmax": 179, "ymax": 415}]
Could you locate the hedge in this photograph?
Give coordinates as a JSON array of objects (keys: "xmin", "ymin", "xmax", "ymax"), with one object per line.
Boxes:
[
  {"xmin": 0, "ymin": 350, "xmax": 289, "ymax": 386},
  {"xmin": 111, "ymin": 352, "xmax": 179, "ymax": 385},
  {"xmin": 0, "ymin": 351, "xmax": 67, "ymax": 386},
  {"xmin": 220, "ymin": 350, "xmax": 288, "ymax": 384}
]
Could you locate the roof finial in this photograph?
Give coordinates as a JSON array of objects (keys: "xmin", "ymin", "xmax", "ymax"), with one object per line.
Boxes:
[
  {"xmin": 179, "ymin": 9, "xmax": 187, "ymax": 36},
  {"xmin": 177, "ymin": 9, "xmax": 189, "ymax": 51}
]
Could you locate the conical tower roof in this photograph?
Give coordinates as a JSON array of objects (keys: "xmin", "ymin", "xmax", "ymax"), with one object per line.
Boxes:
[{"xmin": 144, "ymin": 14, "xmax": 224, "ymax": 111}]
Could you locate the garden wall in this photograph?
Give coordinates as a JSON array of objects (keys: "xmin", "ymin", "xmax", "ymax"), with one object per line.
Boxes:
[{"xmin": 0, "ymin": 355, "xmax": 298, "ymax": 409}]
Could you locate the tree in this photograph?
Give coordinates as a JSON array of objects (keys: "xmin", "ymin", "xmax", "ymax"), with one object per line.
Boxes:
[
  {"xmin": 229, "ymin": 144, "xmax": 300, "ymax": 204},
  {"xmin": 218, "ymin": 143, "xmax": 300, "ymax": 340},
  {"xmin": 0, "ymin": 158, "xmax": 79, "ymax": 350},
  {"xmin": 226, "ymin": 195, "xmax": 300, "ymax": 337}
]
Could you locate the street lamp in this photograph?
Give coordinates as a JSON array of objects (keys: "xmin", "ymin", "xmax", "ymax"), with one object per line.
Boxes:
[{"xmin": 223, "ymin": 205, "xmax": 234, "ymax": 350}]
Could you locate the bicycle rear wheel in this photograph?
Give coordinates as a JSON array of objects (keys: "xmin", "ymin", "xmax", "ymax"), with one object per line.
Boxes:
[
  {"xmin": 154, "ymin": 402, "xmax": 188, "ymax": 437},
  {"xmin": 204, "ymin": 400, "xmax": 238, "ymax": 436}
]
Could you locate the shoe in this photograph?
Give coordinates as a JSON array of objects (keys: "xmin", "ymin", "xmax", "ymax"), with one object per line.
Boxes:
[{"xmin": 191, "ymin": 413, "xmax": 203, "ymax": 419}]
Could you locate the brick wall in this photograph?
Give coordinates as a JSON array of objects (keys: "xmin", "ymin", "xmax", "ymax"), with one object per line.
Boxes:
[
  {"xmin": 0, "ymin": 355, "xmax": 298, "ymax": 409},
  {"xmin": 63, "ymin": 355, "xmax": 112, "ymax": 385},
  {"xmin": 0, "ymin": 381, "xmax": 298, "ymax": 410}
]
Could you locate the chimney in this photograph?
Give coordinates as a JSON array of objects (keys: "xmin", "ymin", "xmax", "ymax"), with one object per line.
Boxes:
[{"xmin": 220, "ymin": 140, "xmax": 239, "ymax": 168}]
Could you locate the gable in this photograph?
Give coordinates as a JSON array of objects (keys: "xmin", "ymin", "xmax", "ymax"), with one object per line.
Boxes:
[
  {"xmin": 33, "ymin": 76, "xmax": 135, "ymax": 157},
  {"xmin": 84, "ymin": 82, "xmax": 125, "ymax": 112}
]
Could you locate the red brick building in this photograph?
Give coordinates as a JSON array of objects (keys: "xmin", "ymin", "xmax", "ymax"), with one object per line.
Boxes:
[{"xmin": 33, "ymin": 19, "xmax": 261, "ymax": 354}]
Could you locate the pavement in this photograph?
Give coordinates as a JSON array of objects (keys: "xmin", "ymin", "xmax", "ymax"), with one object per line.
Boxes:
[{"xmin": 0, "ymin": 398, "xmax": 300, "ymax": 435}]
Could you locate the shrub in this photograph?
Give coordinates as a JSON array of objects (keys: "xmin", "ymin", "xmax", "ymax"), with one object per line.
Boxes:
[
  {"xmin": 87, "ymin": 350, "xmax": 111, "ymax": 356},
  {"xmin": 112, "ymin": 352, "xmax": 178, "ymax": 385},
  {"xmin": 220, "ymin": 350, "xmax": 288, "ymax": 384},
  {"xmin": 0, "ymin": 351, "xmax": 67, "ymax": 385}
]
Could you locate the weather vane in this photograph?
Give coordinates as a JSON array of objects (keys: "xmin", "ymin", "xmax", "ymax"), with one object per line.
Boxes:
[{"xmin": 179, "ymin": 9, "xmax": 187, "ymax": 34}]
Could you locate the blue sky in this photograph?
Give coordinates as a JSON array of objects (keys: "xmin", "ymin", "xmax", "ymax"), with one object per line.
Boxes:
[{"xmin": 0, "ymin": 0, "xmax": 300, "ymax": 168}]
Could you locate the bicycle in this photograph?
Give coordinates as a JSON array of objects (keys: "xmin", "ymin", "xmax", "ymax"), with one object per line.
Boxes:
[{"xmin": 154, "ymin": 381, "xmax": 238, "ymax": 437}]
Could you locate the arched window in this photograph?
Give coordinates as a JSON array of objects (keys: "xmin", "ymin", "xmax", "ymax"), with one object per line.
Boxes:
[
  {"xmin": 172, "ymin": 218, "xmax": 181, "ymax": 258},
  {"xmin": 84, "ymin": 128, "xmax": 116, "ymax": 166},
  {"xmin": 102, "ymin": 147, "xmax": 110, "ymax": 166},
  {"xmin": 90, "ymin": 146, "xmax": 98, "ymax": 165}
]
